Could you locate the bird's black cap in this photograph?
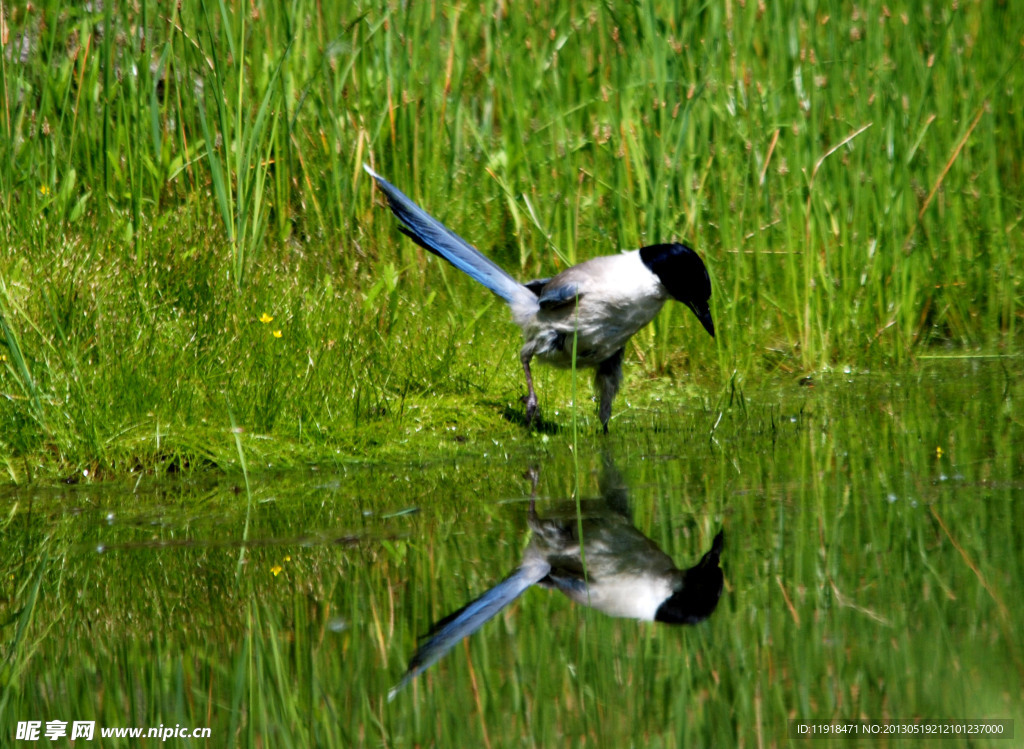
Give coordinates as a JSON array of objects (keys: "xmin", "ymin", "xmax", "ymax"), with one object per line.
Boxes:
[
  {"xmin": 654, "ymin": 530, "xmax": 725, "ymax": 625},
  {"xmin": 639, "ymin": 243, "xmax": 714, "ymax": 337}
]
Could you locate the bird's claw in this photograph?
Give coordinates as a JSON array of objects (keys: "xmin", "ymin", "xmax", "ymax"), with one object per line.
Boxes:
[{"xmin": 522, "ymin": 393, "xmax": 539, "ymax": 426}]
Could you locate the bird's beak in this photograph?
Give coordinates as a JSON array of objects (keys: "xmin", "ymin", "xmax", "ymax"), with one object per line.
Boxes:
[{"xmin": 687, "ymin": 301, "xmax": 715, "ymax": 338}]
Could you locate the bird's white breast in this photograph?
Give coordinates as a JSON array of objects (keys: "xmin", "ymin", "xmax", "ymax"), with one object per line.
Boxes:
[
  {"xmin": 519, "ymin": 250, "xmax": 668, "ymax": 367},
  {"xmin": 566, "ymin": 573, "xmax": 675, "ymax": 620}
]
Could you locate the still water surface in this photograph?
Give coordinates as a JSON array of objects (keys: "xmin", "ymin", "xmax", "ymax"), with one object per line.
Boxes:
[{"xmin": 3, "ymin": 361, "xmax": 1021, "ymax": 746}]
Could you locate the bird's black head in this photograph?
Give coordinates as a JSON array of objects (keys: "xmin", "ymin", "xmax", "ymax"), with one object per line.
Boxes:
[
  {"xmin": 639, "ymin": 243, "xmax": 714, "ymax": 338},
  {"xmin": 654, "ymin": 530, "xmax": 725, "ymax": 625}
]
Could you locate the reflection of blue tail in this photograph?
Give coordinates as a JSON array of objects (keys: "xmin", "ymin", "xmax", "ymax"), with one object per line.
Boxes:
[
  {"xmin": 388, "ymin": 559, "xmax": 551, "ymax": 700},
  {"xmin": 364, "ymin": 165, "xmax": 535, "ymax": 308}
]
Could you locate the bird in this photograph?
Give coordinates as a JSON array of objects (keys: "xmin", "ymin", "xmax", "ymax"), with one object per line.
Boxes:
[
  {"xmin": 364, "ymin": 164, "xmax": 715, "ymax": 431},
  {"xmin": 387, "ymin": 462, "xmax": 724, "ymax": 699}
]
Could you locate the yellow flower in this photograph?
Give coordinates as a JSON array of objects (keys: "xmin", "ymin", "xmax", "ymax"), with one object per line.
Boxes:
[
  {"xmin": 936, "ymin": 446, "xmax": 944, "ymax": 458},
  {"xmin": 271, "ymin": 565, "xmax": 283, "ymax": 577},
  {"xmin": 272, "ymin": 330, "xmax": 282, "ymax": 338},
  {"xmin": 259, "ymin": 313, "xmax": 273, "ymax": 324},
  {"xmin": 283, "ymin": 555, "xmax": 291, "ymax": 562},
  {"xmin": 40, "ymin": 185, "xmax": 50, "ymax": 196}
]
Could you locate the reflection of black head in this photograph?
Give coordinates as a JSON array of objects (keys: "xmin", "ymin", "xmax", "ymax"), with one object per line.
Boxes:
[
  {"xmin": 654, "ymin": 530, "xmax": 725, "ymax": 625},
  {"xmin": 639, "ymin": 243, "xmax": 715, "ymax": 338}
]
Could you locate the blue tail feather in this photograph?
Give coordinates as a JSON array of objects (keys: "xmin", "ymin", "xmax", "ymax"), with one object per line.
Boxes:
[
  {"xmin": 365, "ymin": 165, "xmax": 531, "ymax": 306},
  {"xmin": 387, "ymin": 560, "xmax": 550, "ymax": 700}
]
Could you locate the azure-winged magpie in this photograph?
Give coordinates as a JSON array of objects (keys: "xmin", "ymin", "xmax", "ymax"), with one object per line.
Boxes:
[
  {"xmin": 364, "ymin": 165, "xmax": 714, "ymax": 431},
  {"xmin": 388, "ymin": 494, "xmax": 724, "ymax": 699}
]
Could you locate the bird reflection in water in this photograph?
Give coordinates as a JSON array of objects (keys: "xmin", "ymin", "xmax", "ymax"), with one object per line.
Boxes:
[{"xmin": 389, "ymin": 462, "xmax": 724, "ymax": 699}]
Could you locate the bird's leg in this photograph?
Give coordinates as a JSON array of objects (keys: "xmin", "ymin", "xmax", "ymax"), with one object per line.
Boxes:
[
  {"xmin": 594, "ymin": 348, "xmax": 625, "ymax": 433},
  {"xmin": 524, "ymin": 466, "xmax": 540, "ymax": 519},
  {"xmin": 599, "ymin": 450, "xmax": 631, "ymax": 518},
  {"xmin": 520, "ymin": 349, "xmax": 539, "ymax": 425},
  {"xmin": 520, "ymin": 466, "xmax": 543, "ymax": 529}
]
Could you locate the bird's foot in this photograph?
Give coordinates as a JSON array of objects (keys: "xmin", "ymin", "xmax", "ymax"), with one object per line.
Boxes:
[{"xmin": 522, "ymin": 393, "xmax": 539, "ymax": 426}]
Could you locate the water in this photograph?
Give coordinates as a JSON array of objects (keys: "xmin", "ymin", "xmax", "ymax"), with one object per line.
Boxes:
[{"xmin": 2, "ymin": 360, "xmax": 1021, "ymax": 746}]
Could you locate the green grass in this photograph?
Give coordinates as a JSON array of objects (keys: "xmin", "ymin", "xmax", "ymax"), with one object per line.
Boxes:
[{"xmin": 0, "ymin": 2, "xmax": 1022, "ymax": 475}]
